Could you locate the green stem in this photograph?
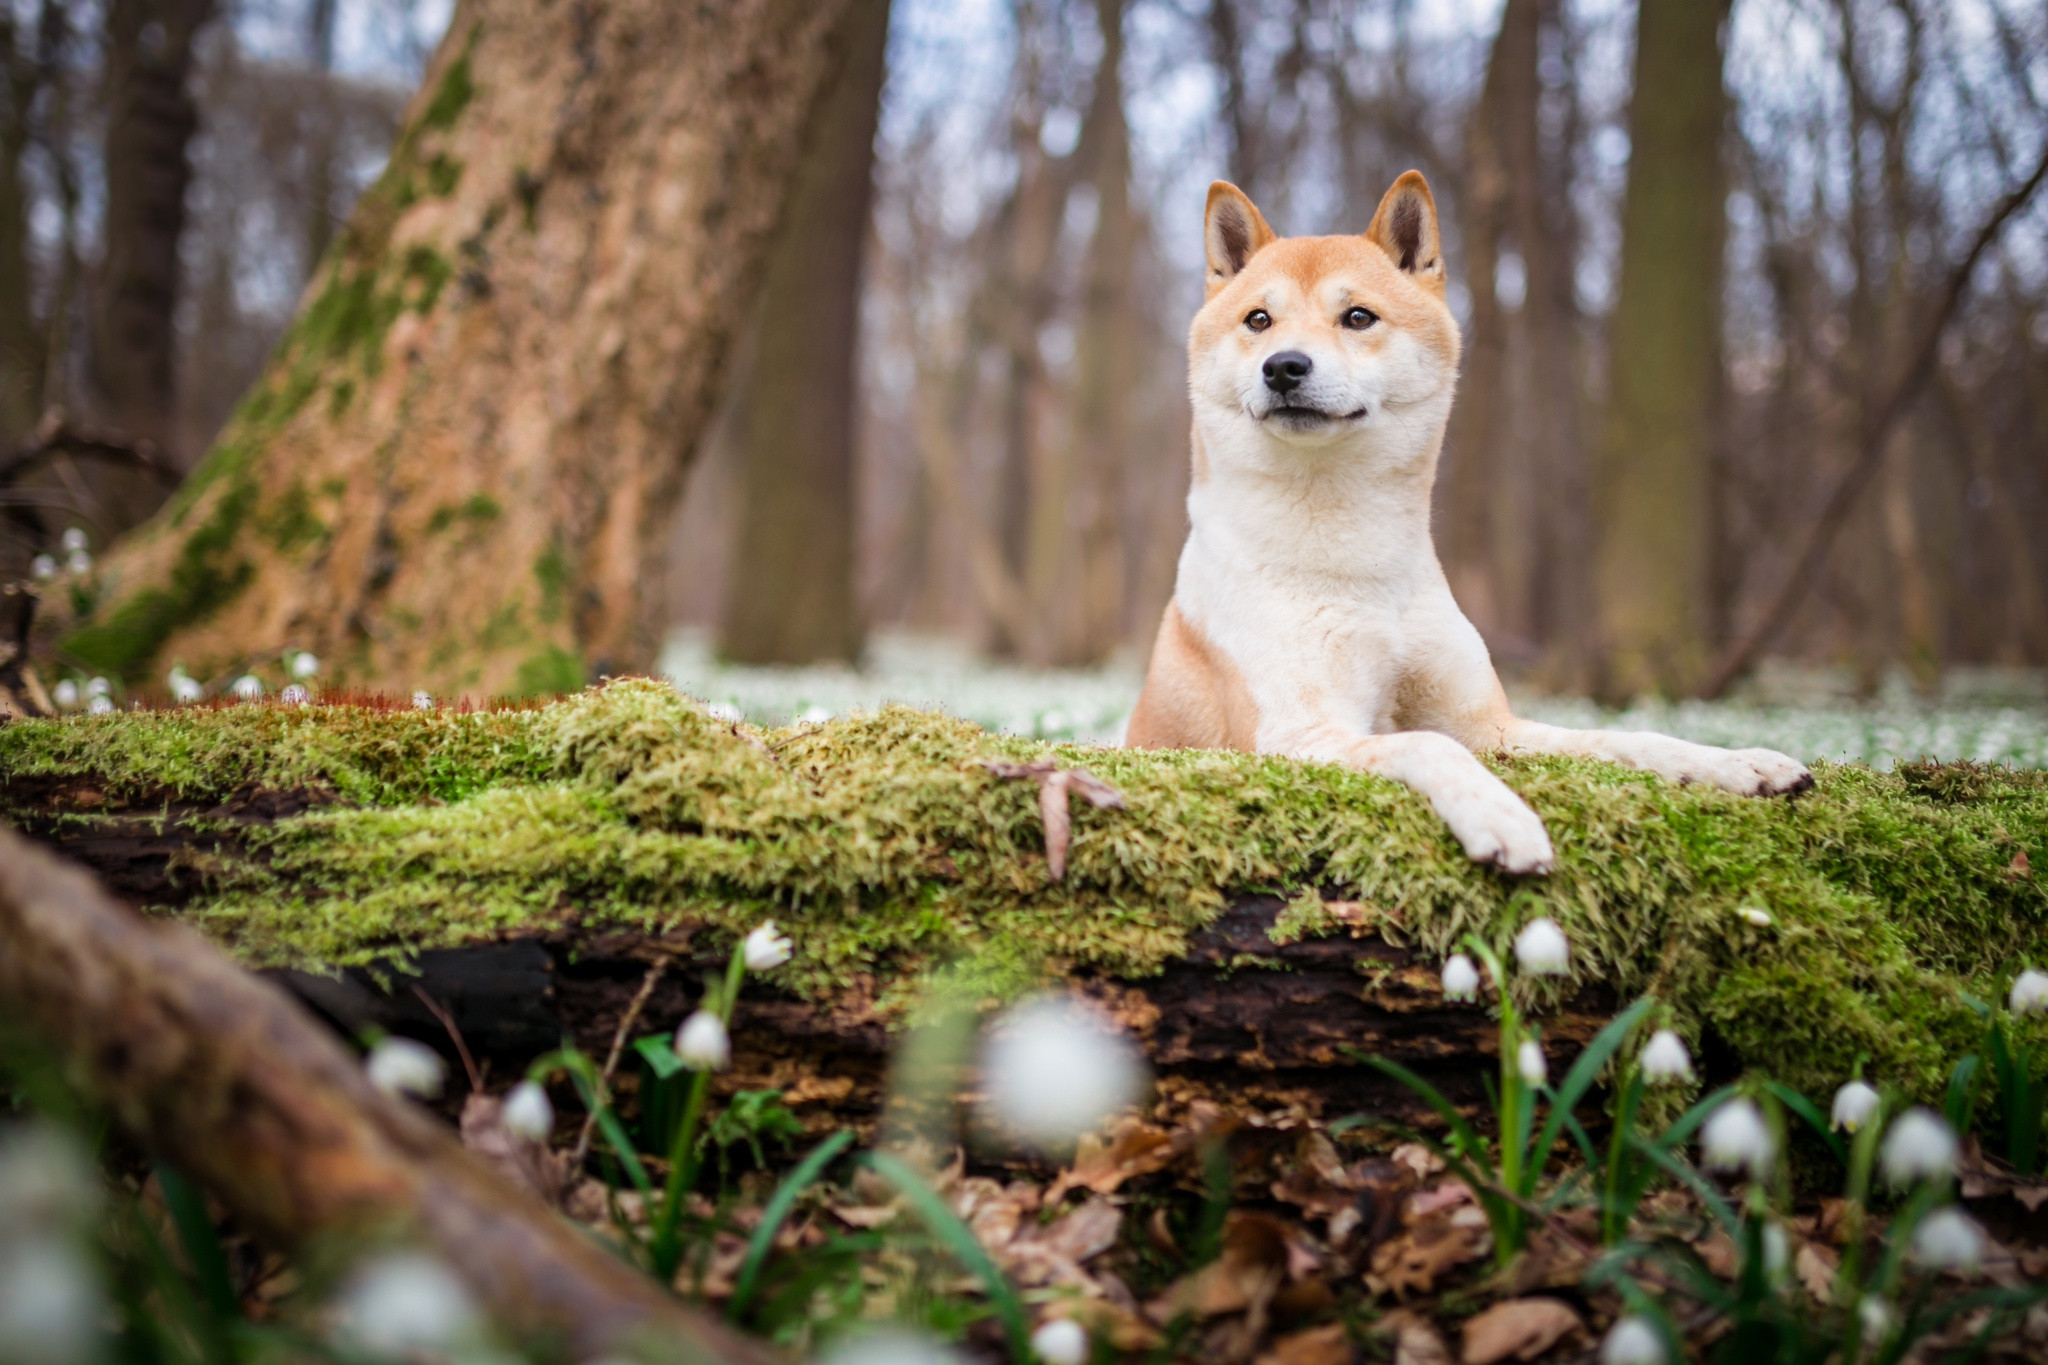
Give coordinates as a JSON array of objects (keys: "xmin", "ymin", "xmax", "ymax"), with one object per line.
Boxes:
[
  {"xmin": 1604, "ymin": 1073, "xmax": 1645, "ymax": 1244},
  {"xmin": 651, "ymin": 944, "xmax": 752, "ymax": 1281}
]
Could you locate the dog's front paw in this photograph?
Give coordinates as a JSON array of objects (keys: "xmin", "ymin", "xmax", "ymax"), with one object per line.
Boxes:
[
  {"xmin": 1438, "ymin": 785, "xmax": 1556, "ymax": 876},
  {"xmin": 1685, "ymin": 746, "xmax": 1814, "ymax": 798}
]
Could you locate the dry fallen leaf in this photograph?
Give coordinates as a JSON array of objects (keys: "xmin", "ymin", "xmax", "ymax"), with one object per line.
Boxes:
[
  {"xmin": 1256, "ymin": 1322, "xmax": 1352, "ymax": 1365},
  {"xmin": 2011, "ymin": 849, "xmax": 2032, "ymax": 880},
  {"xmin": 1049, "ymin": 1116, "xmax": 1179, "ymax": 1201},
  {"xmin": 1029, "ymin": 1194, "xmax": 1124, "ymax": 1264},
  {"xmin": 978, "ymin": 757, "xmax": 1125, "ymax": 881},
  {"xmin": 459, "ymin": 1093, "xmax": 569, "ymax": 1204},
  {"xmin": 1149, "ymin": 1211, "xmax": 1291, "ymax": 1322},
  {"xmin": 1381, "ymin": 1308, "xmax": 1454, "ymax": 1365},
  {"xmin": 1367, "ymin": 1206, "xmax": 1491, "ymax": 1298},
  {"xmin": 1392, "ymin": 1143, "xmax": 1446, "ymax": 1182},
  {"xmin": 1797, "ymin": 1242, "xmax": 1839, "ymax": 1303},
  {"xmin": 1458, "ymin": 1297, "xmax": 1583, "ymax": 1365}
]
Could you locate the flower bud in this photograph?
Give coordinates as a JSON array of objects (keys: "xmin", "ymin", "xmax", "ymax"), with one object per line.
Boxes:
[
  {"xmin": 1909, "ymin": 1207, "xmax": 1983, "ymax": 1272},
  {"xmin": 1031, "ymin": 1318, "xmax": 1088, "ymax": 1365},
  {"xmin": 2010, "ymin": 968, "xmax": 2048, "ymax": 1017},
  {"xmin": 1639, "ymin": 1029, "xmax": 1694, "ymax": 1084},
  {"xmin": 366, "ymin": 1037, "xmax": 446, "ymax": 1099},
  {"xmin": 1879, "ymin": 1108, "xmax": 1958, "ymax": 1186},
  {"xmin": 1513, "ymin": 918, "xmax": 1569, "ymax": 975},
  {"xmin": 231, "ymin": 675, "xmax": 264, "ymax": 701},
  {"xmin": 290, "ymin": 651, "xmax": 320, "ymax": 679},
  {"xmin": 674, "ymin": 1010, "xmax": 731, "ymax": 1071},
  {"xmin": 501, "ymin": 1080, "xmax": 555, "ymax": 1142},
  {"xmin": 1440, "ymin": 953, "xmax": 1480, "ymax": 1002},
  {"xmin": 743, "ymin": 921, "xmax": 793, "ymax": 972},
  {"xmin": 1831, "ymin": 1079, "xmax": 1880, "ymax": 1133},
  {"xmin": 1517, "ymin": 1038, "xmax": 1548, "ymax": 1087},
  {"xmin": 1600, "ymin": 1315, "xmax": 1665, "ymax": 1365},
  {"xmin": 1701, "ymin": 1097, "xmax": 1774, "ymax": 1178}
]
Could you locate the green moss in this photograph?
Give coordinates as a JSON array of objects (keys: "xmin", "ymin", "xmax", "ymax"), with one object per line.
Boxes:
[
  {"xmin": 59, "ymin": 479, "xmax": 258, "ymax": 680},
  {"xmin": 422, "ymin": 154, "xmax": 463, "ymax": 198},
  {"xmin": 514, "ymin": 646, "xmax": 583, "ymax": 697},
  {"xmin": 400, "ymin": 246, "xmax": 453, "ymax": 314},
  {"xmin": 257, "ymin": 482, "xmax": 328, "ymax": 553},
  {"xmin": 3, "ymin": 680, "xmax": 2045, "ymax": 1104},
  {"xmin": 421, "ymin": 42, "xmax": 476, "ymax": 132}
]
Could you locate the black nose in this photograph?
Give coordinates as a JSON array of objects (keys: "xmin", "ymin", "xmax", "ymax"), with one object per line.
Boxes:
[{"xmin": 1262, "ymin": 350, "xmax": 1312, "ymax": 393}]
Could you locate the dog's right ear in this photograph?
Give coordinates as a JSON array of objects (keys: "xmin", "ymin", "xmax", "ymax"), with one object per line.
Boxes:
[{"xmin": 1204, "ymin": 182, "xmax": 1276, "ymax": 294}]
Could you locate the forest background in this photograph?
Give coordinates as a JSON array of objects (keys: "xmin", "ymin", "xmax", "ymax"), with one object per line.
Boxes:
[{"xmin": 2, "ymin": 0, "xmax": 2045, "ymax": 717}]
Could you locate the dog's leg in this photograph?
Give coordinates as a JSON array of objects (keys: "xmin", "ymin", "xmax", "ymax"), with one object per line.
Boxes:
[
  {"xmin": 1500, "ymin": 719, "xmax": 1813, "ymax": 797},
  {"xmin": 1285, "ymin": 725, "xmax": 1556, "ymax": 875}
]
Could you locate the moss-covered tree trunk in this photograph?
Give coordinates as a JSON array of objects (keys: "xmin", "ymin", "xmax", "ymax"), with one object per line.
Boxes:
[
  {"xmin": 54, "ymin": 0, "xmax": 862, "ymax": 697},
  {"xmin": 1592, "ymin": 0, "xmax": 1731, "ymax": 699},
  {"xmin": 718, "ymin": 0, "xmax": 889, "ymax": 666}
]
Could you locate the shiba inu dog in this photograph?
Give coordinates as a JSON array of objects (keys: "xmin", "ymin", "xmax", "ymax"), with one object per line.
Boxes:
[{"xmin": 1127, "ymin": 172, "xmax": 1812, "ymax": 874}]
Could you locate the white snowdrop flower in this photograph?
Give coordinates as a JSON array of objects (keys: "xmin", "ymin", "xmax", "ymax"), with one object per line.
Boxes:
[
  {"xmin": 819, "ymin": 1327, "xmax": 966, "ymax": 1365},
  {"xmin": 280, "ymin": 684, "xmax": 309, "ymax": 705},
  {"xmin": 86, "ymin": 696, "xmax": 113, "ymax": 716},
  {"xmin": 365, "ymin": 1037, "xmax": 446, "ymax": 1099},
  {"xmin": 1517, "ymin": 1038, "xmax": 1549, "ymax": 1087},
  {"xmin": 1031, "ymin": 1317, "xmax": 1088, "ymax": 1365},
  {"xmin": 705, "ymin": 700, "xmax": 743, "ymax": 723},
  {"xmin": 290, "ymin": 651, "xmax": 319, "ymax": 679},
  {"xmin": 742, "ymin": 921, "xmax": 792, "ymax": 972},
  {"xmin": 84, "ymin": 676, "xmax": 109, "ymax": 698},
  {"xmin": 674, "ymin": 1010, "xmax": 731, "ymax": 1071},
  {"xmin": 230, "ymin": 674, "xmax": 264, "ymax": 701},
  {"xmin": 0, "ymin": 1240, "xmax": 105, "ymax": 1365},
  {"xmin": 501, "ymin": 1080, "xmax": 554, "ymax": 1142},
  {"xmin": 60, "ymin": 527, "xmax": 87, "ymax": 552},
  {"xmin": 52, "ymin": 679, "xmax": 78, "ymax": 709},
  {"xmin": 1831, "ymin": 1080, "xmax": 1881, "ymax": 1133},
  {"xmin": 412, "ymin": 690, "xmax": 434, "ymax": 710},
  {"xmin": 1880, "ymin": 1107, "xmax": 1958, "ymax": 1186},
  {"xmin": 1738, "ymin": 905, "xmax": 1773, "ymax": 927},
  {"xmin": 1440, "ymin": 953, "xmax": 1480, "ymax": 1002},
  {"xmin": 1858, "ymin": 1295, "xmax": 1894, "ymax": 1341},
  {"xmin": 1599, "ymin": 1314, "xmax": 1665, "ymax": 1365},
  {"xmin": 65, "ymin": 549, "xmax": 90, "ymax": 575},
  {"xmin": 800, "ymin": 704, "xmax": 832, "ymax": 724},
  {"xmin": 0, "ymin": 1123, "xmax": 101, "ymax": 1231},
  {"xmin": 2010, "ymin": 968, "xmax": 2048, "ymax": 1017},
  {"xmin": 332, "ymin": 1251, "xmax": 482, "ymax": 1355},
  {"xmin": 30, "ymin": 553, "xmax": 56, "ymax": 580},
  {"xmin": 1639, "ymin": 1029, "xmax": 1694, "ymax": 1085},
  {"xmin": 1909, "ymin": 1206, "xmax": 1983, "ymax": 1272},
  {"xmin": 981, "ymin": 993, "xmax": 1148, "ymax": 1150},
  {"xmin": 169, "ymin": 674, "xmax": 203, "ymax": 704},
  {"xmin": 1701, "ymin": 1097, "xmax": 1775, "ymax": 1178},
  {"xmin": 1513, "ymin": 917, "xmax": 1569, "ymax": 975}
]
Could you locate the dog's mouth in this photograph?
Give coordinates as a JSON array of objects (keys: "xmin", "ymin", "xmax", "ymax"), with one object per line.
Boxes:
[{"xmin": 1259, "ymin": 404, "xmax": 1369, "ymax": 425}]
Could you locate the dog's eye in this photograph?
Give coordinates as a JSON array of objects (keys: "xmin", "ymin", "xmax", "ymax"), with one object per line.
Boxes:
[
  {"xmin": 1244, "ymin": 309, "xmax": 1271, "ymax": 332},
  {"xmin": 1341, "ymin": 306, "xmax": 1379, "ymax": 330}
]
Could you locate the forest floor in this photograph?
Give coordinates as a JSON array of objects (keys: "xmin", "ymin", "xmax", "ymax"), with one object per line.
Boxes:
[{"xmin": 4, "ymin": 678, "xmax": 2048, "ymax": 1361}]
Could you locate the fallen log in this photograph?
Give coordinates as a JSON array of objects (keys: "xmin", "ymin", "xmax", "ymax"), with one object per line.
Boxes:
[
  {"xmin": 0, "ymin": 824, "xmax": 774, "ymax": 1363},
  {"xmin": 2, "ymin": 679, "xmax": 2043, "ymax": 1114}
]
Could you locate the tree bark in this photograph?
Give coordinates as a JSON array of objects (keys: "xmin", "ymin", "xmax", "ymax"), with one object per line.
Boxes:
[
  {"xmin": 0, "ymin": 7, "xmax": 38, "ymax": 446},
  {"xmin": 0, "ymin": 825, "xmax": 774, "ymax": 1362},
  {"xmin": 55, "ymin": 0, "xmax": 864, "ymax": 697},
  {"xmin": 90, "ymin": 0, "xmax": 216, "ymax": 452},
  {"xmin": 718, "ymin": 0, "xmax": 889, "ymax": 666},
  {"xmin": 1592, "ymin": 0, "xmax": 1731, "ymax": 699}
]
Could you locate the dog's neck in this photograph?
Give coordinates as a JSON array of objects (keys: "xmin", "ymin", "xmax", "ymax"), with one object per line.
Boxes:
[{"xmin": 1186, "ymin": 397, "xmax": 1448, "ymax": 587}]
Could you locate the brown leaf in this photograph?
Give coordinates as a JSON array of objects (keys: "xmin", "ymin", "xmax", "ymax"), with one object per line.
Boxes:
[
  {"xmin": 2012, "ymin": 849, "xmax": 2032, "ymax": 880},
  {"xmin": 1391, "ymin": 1142, "xmax": 1445, "ymax": 1182},
  {"xmin": 1381, "ymin": 1309, "xmax": 1454, "ymax": 1365},
  {"xmin": 1049, "ymin": 1116, "xmax": 1178, "ymax": 1201},
  {"xmin": 1405, "ymin": 1180, "xmax": 1475, "ymax": 1223},
  {"xmin": 831, "ymin": 1203, "xmax": 900, "ymax": 1229},
  {"xmin": 1256, "ymin": 1322, "xmax": 1352, "ymax": 1365},
  {"xmin": 1458, "ymin": 1297, "xmax": 1583, "ymax": 1365},
  {"xmin": 1796, "ymin": 1242, "xmax": 1839, "ymax": 1303},
  {"xmin": 458, "ymin": 1093, "xmax": 569, "ymax": 1204},
  {"xmin": 1028, "ymin": 1194, "xmax": 1124, "ymax": 1264},
  {"xmin": 1366, "ymin": 1207, "xmax": 1490, "ymax": 1298},
  {"xmin": 978, "ymin": 757, "xmax": 1125, "ymax": 882},
  {"xmin": 1149, "ymin": 1211, "xmax": 1289, "ymax": 1322}
]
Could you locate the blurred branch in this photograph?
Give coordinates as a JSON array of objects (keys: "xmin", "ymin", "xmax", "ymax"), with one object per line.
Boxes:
[
  {"xmin": 0, "ymin": 827, "xmax": 775, "ymax": 1362},
  {"xmin": 1699, "ymin": 139, "xmax": 2048, "ymax": 699},
  {"xmin": 0, "ymin": 410, "xmax": 186, "ymax": 491}
]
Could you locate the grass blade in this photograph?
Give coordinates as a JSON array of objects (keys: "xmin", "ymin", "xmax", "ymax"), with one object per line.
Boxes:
[
  {"xmin": 156, "ymin": 1163, "xmax": 238, "ymax": 1327},
  {"xmin": 1531, "ymin": 996, "xmax": 1655, "ymax": 1176},
  {"xmin": 1761, "ymin": 1081, "xmax": 1847, "ymax": 1167},
  {"xmin": 1353, "ymin": 1051, "xmax": 1492, "ymax": 1165},
  {"xmin": 865, "ymin": 1151, "xmax": 1033, "ymax": 1362},
  {"xmin": 728, "ymin": 1130, "xmax": 854, "ymax": 1321}
]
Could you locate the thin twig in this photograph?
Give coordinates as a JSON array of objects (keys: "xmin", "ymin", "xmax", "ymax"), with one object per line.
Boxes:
[
  {"xmin": 1701, "ymin": 141, "xmax": 2048, "ymax": 699},
  {"xmin": 572, "ymin": 959, "xmax": 669, "ymax": 1167},
  {"xmin": 412, "ymin": 985, "xmax": 484, "ymax": 1093}
]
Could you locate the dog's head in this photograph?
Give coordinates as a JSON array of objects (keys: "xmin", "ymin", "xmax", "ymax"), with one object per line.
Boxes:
[{"xmin": 1188, "ymin": 172, "xmax": 1460, "ymax": 460}]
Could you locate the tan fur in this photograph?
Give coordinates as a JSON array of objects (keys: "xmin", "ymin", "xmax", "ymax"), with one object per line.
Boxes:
[{"xmin": 1128, "ymin": 173, "xmax": 1812, "ymax": 875}]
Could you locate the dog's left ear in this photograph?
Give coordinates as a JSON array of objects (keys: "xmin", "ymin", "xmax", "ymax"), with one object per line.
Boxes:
[{"xmin": 1365, "ymin": 171, "xmax": 1445, "ymax": 295}]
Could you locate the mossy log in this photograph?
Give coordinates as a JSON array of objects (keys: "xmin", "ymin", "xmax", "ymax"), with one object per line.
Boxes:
[
  {"xmin": 0, "ymin": 824, "xmax": 773, "ymax": 1363},
  {"xmin": 3, "ymin": 680, "xmax": 2046, "ymax": 1119}
]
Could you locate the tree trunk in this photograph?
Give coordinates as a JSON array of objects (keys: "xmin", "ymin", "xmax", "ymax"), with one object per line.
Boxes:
[
  {"xmin": 1592, "ymin": 0, "xmax": 1731, "ymax": 699},
  {"xmin": 54, "ymin": 0, "xmax": 864, "ymax": 697},
  {"xmin": 718, "ymin": 0, "xmax": 889, "ymax": 666},
  {"xmin": 90, "ymin": 0, "xmax": 215, "ymax": 452},
  {"xmin": 0, "ymin": 7, "xmax": 40, "ymax": 446}
]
